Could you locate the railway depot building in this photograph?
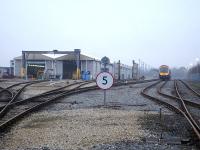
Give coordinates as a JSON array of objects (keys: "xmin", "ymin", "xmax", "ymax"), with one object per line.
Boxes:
[{"xmin": 12, "ymin": 50, "xmax": 137, "ymax": 80}]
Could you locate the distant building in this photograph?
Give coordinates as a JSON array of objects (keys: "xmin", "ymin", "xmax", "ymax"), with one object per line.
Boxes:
[
  {"xmin": 0, "ymin": 67, "xmax": 14, "ymax": 78},
  {"xmin": 12, "ymin": 50, "xmax": 137, "ymax": 80},
  {"xmin": 113, "ymin": 62, "xmax": 133, "ymax": 80}
]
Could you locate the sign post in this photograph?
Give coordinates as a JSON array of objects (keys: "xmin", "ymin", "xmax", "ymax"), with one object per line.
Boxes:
[
  {"xmin": 104, "ymin": 89, "xmax": 106, "ymax": 106},
  {"xmin": 96, "ymin": 72, "xmax": 114, "ymax": 106}
]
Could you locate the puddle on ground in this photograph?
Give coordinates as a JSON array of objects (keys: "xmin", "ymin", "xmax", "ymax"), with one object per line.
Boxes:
[{"xmin": 20, "ymin": 115, "xmax": 74, "ymax": 129}]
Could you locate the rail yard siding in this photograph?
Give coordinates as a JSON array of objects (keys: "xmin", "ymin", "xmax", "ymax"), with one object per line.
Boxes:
[{"xmin": 1, "ymin": 80, "xmax": 196, "ymax": 149}]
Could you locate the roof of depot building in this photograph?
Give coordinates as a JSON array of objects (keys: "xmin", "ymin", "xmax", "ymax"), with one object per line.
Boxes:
[
  {"xmin": 56, "ymin": 53, "xmax": 95, "ymax": 61},
  {"xmin": 14, "ymin": 54, "xmax": 53, "ymax": 60},
  {"xmin": 14, "ymin": 53, "xmax": 96, "ymax": 61}
]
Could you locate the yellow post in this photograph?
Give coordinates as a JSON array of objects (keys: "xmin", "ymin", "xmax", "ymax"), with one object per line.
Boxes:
[
  {"xmin": 76, "ymin": 68, "xmax": 80, "ymax": 80},
  {"xmin": 20, "ymin": 68, "xmax": 25, "ymax": 78}
]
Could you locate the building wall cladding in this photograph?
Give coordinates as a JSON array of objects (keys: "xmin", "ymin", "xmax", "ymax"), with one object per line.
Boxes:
[
  {"xmin": 44, "ymin": 60, "xmax": 63, "ymax": 78},
  {"xmin": 13, "ymin": 53, "xmax": 137, "ymax": 80},
  {"xmin": 107, "ymin": 64, "xmax": 114, "ymax": 75},
  {"xmin": 0, "ymin": 68, "xmax": 13, "ymax": 78},
  {"xmin": 121, "ymin": 65, "xmax": 132, "ymax": 80},
  {"xmin": 81, "ymin": 60, "xmax": 101, "ymax": 80},
  {"xmin": 132, "ymin": 63, "xmax": 138, "ymax": 79},
  {"xmin": 80, "ymin": 60, "xmax": 133, "ymax": 80},
  {"xmin": 93, "ymin": 61, "xmax": 101, "ymax": 79},
  {"xmin": 113, "ymin": 62, "xmax": 132, "ymax": 80},
  {"xmin": 45, "ymin": 60, "xmax": 52, "ymax": 71},
  {"xmin": 14, "ymin": 60, "xmax": 22, "ymax": 77},
  {"xmin": 55, "ymin": 61, "xmax": 63, "ymax": 78},
  {"xmin": 81, "ymin": 60, "xmax": 94, "ymax": 79}
]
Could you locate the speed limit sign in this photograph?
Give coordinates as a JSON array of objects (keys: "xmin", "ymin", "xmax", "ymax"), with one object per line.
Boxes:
[{"xmin": 96, "ymin": 72, "xmax": 114, "ymax": 90}]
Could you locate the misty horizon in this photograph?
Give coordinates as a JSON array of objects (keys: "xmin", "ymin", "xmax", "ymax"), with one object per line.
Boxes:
[{"xmin": 0, "ymin": 0, "xmax": 200, "ymax": 68}]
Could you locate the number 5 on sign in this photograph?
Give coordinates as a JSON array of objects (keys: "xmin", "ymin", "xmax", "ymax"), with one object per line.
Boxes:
[
  {"xmin": 102, "ymin": 76, "xmax": 108, "ymax": 85},
  {"xmin": 96, "ymin": 72, "xmax": 114, "ymax": 90}
]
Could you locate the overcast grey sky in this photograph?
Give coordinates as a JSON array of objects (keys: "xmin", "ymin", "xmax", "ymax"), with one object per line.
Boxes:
[{"xmin": 0, "ymin": 0, "xmax": 200, "ymax": 68}]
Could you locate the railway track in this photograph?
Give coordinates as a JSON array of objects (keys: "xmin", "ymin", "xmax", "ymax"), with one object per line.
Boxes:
[
  {"xmin": 179, "ymin": 80, "xmax": 200, "ymax": 97},
  {"xmin": 0, "ymin": 84, "xmax": 13, "ymax": 102},
  {"xmin": 141, "ymin": 80, "xmax": 200, "ymax": 145},
  {"xmin": 0, "ymin": 80, "xmax": 48, "ymax": 119},
  {"xmin": 0, "ymin": 79, "xmax": 158, "ymax": 132},
  {"xmin": 174, "ymin": 80, "xmax": 200, "ymax": 139},
  {"xmin": 0, "ymin": 81, "xmax": 96, "ymax": 132},
  {"xmin": 0, "ymin": 80, "xmax": 47, "ymax": 102},
  {"xmin": 158, "ymin": 80, "xmax": 200, "ymax": 124},
  {"xmin": 0, "ymin": 80, "xmax": 94, "ymax": 111},
  {"xmin": 158, "ymin": 81, "xmax": 200, "ymax": 109}
]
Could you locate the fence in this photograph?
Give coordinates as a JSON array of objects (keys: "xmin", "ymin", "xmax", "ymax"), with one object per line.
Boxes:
[{"xmin": 187, "ymin": 73, "xmax": 200, "ymax": 81}]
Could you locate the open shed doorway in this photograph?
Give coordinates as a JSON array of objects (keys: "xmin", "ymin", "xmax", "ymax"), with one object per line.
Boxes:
[
  {"xmin": 27, "ymin": 61, "xmax": 45, "ymax": 79},
  {"xmin": 63, "ymin": 60, "xmax": 77, "ymax": 79}
]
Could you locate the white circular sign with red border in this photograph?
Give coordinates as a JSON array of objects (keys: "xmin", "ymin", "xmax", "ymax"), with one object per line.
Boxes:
[{"xmin": 96, "ymin": 72, "xmax": 114, "ymax": 90}]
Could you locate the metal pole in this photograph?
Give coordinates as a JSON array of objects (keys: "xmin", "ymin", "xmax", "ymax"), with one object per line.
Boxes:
[
  {"xmin": 75, "ymin": 49, "xmax": 81, "ymax": 80},
  {"xmin": 52, "ymin": 60, "xmax": 54, "ymax": 78},
  {"xmin": 138, "ymin": 59, "xmax": 140, "ymax": 78},
  {"xmin": 159, "ymin": 108, "xmax": 163, "ymax": 139},
  {"xmin": 22, "ymin": 51, "xmax": 26, "ymax": 79},
  {"xmin": 86, "ymin": 59, "xmax": 88, "ymax": 72},
  {"xmin": 132, "ymin": 60, "xmax": 134, "ymax": 79},
  {"xmin": 104, "ymin": 89, "xmax": 106, "ymax": 106},
  {"xmin": 53, "ymin": 52, "xmax": 55, "ymax": 78},
  {"xmin": 26, "ymin": 61, "xmax": 28, "ymax": 80},
  {"xmin": 118, "ymin": 60, "xmax": 120, "ymax": 80},
  {"xmin": 103, "ymin": 64, "xmax": 106, "ymax": 106}
]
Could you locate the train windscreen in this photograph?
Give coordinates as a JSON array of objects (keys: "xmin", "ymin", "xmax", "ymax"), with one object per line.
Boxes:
[{"xmin": 159, "ymin": 67, "xmax": 169, "ymax": 73}]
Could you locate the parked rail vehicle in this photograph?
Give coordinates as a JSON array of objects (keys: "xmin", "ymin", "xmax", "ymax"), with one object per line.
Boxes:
[{"xmin": 159, "ymin": 65, "xmax": 171, "ymax": 80}]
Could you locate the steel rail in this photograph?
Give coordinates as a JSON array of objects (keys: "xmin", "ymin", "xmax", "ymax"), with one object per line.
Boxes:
[
  {"xmin": 0, "ymin": 82, "xmax": 96, "ymax": 131},
  {"xmin": 174, "ymin": 80, "xmax": 200, "ymax": 134},
  {"xmin": 114, "ymin": 79, "xmax": 159, "ymax": 86},
  {"xmin": 0, "ymin": 79, "xmax": 157, "ymax": 132},
  {"xmin": 179, "ymin": 80, "xmax": 200, "ymax": 97},
  {"xmin": 0, "ymin": 82, "xmax": 14, "ymax": 100},
  {"xmin": 5, "ymin": 80, "xmax": 48, "ymax": 89},
  {"xmin": 0, "ymin": 79, "xmax": 157, "ymax": 110},
  {"xmin": 0, "ymin": 80, "xmax": 48, "ymax": 94},
  {"xmin": 0, "ymin": 88, "xmax": 13, "ymax": 101},
  {"xmin": 0, "ymin": 81, "xmax": 93, "ymax": 111},
  {"xmin": 141, "ymin": 80, "xmax": 181, "ymax": 113},
  {"xmin": 0, "ymin": 80, "xmax": 48, "ymax": 102},
  {"xmin": 0, "ymin": 80, "xmax": 48, "ymax": 118},
  {"xmin": 157, "ymin": 81, "xmax": 200, "ymax": 109},
  {"xmin": 141, "ymin": 80, "xmax": 200, "ymax": 142}
]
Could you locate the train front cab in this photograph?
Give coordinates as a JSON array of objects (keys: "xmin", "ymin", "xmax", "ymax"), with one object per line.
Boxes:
[{"xmin": 159, "ymin": 73, "xmax": 170, "ymax": 80}]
